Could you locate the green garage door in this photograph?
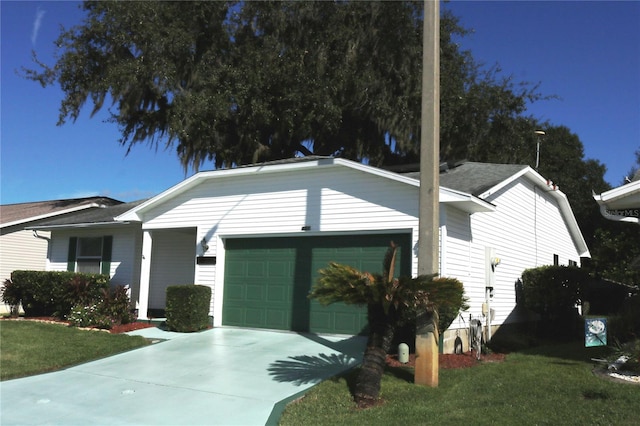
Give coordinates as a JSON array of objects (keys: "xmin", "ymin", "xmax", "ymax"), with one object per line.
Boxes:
[{"xmin": 223, "ymin": 233, "xmax": 411, "ymax": 335}]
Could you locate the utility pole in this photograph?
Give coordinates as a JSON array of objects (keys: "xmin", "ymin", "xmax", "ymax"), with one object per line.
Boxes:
[{"xmin": 415, "ymin": 0, "xmax": 440, "ymax": 387}]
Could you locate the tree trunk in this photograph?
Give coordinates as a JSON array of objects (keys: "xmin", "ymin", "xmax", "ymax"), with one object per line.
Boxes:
[{"xmin": 353, "ymin": 304, "xmax": 396, "ymax": 407}]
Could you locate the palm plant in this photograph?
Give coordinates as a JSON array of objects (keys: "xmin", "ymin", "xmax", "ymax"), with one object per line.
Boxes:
[{"xmin": 309, "ymin": 243, "xmax": 468, "ymax": 407}]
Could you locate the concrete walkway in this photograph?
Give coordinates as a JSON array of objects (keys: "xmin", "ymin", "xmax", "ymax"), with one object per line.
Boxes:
[{"xmin": 0, "ymin": 327, "xmax": 366, "ymax": 425}]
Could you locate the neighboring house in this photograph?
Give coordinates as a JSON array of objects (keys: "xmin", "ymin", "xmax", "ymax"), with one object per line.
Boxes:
[
  {"xmin": 593, "ymin": 175, "xmax": 640, "ymax": 226},
  {"xmin": 31, "ymin": 158, "xmax": 589, "ymax": 351},
  {"xmin": 593, "ymin": 173, "xmax": 640, "ymax": 275},
  {"xmin": 0, "ymin": 197, "xmax": 122, "ymax": 313}
]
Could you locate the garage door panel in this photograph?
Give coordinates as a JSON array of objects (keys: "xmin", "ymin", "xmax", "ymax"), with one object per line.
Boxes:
[
  {"xmin": 246, "ymin": 261, "xmax": 266, "ymax": 277},
  {"xmin": 223, "ymin": 233, "xmax": 411, "ymax": 334},
  {"xmin": 267, "ymin": 261, "xmax": 290, "ymax": 277},
  {"xmin": 266, "ymin": 309, "xmax": 288, "ymax": 329},
  {"xmin": 223, "ymin": 307, "xmax": 244, "ymax": 326},
  {"xmin": 266, "ymin": 285, "xmax": 287, "ymax": 302},
  {"xmin": 245, "ymin": 284, "xmax": 264, "ymax": 301},
  {"xmin": 244, "ymin": 308, "xmax": 264, "ymax": 326},
  {"xmin": 224, "ymin": 285, "xmax": 245, "ymax": 301}
]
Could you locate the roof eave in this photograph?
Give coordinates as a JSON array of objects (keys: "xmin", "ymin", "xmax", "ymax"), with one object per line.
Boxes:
[
  {"xmin": 480, "ymin": 166, "xmax": 590, "ymax": 258},
  {"xmin": 0, "ymin": 203, "xmax": 106, "ymax": 229},
  {"xmin": 26, "ymin": 221, "xmax": 132, "ymax": 231},
  {"xmin": 440, "ymin": 187, "xmax": 496, "ymax": 213}
]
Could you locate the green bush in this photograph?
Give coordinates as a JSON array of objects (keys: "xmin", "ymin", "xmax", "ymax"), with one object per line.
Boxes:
[
  {"xmin": 165, "ymin": 285, "xmax": 212, "ymax": 332},
  {"xmin": 608, "ymin": 295, "xmax": 640, "ymax": 343},
  {"xmin": 521, "ymin": 265, "xmax": 589, "ymax": 337},
  {"xmin": 9, "ymin": 271, "xmax": 109, "ymax": 317},
  {"xmin": 66, "ymin": 285, "xmax": 135, "ymax": 329},
  {"xmin": 67, "ymin": 302, "xmax": 113, "ymax": 329},
  {"xmin": 1, "ymin": 279, "xmax": 21, "ymax": 316}
]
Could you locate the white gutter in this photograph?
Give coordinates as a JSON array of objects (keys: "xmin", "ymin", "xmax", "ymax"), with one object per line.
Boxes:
[
  {"xmin": 117, "ymin": 157, "xmax": 495, "ymax": 221},
  {"xmin": 26, "ymin": 221, "xmax": 132, "ymax": 231}
]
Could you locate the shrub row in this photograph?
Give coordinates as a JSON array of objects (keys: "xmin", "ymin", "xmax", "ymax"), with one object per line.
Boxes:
[
  {"xmin": 4, "ymin": 271, "xmax": 109, "ymax": 317},
  {"xmin": 521, "ymin": 265, "xmax": 639, "ymax": 341},
  {"xmin": 608, "ymin": 294, "xmax": 640, "ymax": 342},
  {"xmin": 2, "ymin": 271, "xmax": 135, "ymax": 329}
]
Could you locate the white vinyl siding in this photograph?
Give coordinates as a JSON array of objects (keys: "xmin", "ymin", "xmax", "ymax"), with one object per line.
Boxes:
[
  {"xmin": 0, "ymin": 229, "xmax": 50, "ymax": 312},
  {"xmin": 147, "ymin": 229, "xmax": 196, "ymax": 310},
  {"xmin": 0, "ymin": 229, "xmax": 49, "ymax": 284},
  {"xmin": 47, "ymin": 227, "xmax": 142, "ymax": 290},
  {"xmin": 139, "ymin": 167, "xmax": 424, "ymax": 315},
  {"xmin": 470, "ymin": 178, "xmax": 581, "ymax": 325}
]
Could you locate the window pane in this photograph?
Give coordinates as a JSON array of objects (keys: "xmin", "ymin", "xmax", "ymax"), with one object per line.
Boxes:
[
  {"xmin": 77, "ymin": 259, "xmax": 101, "ymax": 274},
  {"xmin": 78, "ymin": 237, "xmax": 102, "ymax": 257}
]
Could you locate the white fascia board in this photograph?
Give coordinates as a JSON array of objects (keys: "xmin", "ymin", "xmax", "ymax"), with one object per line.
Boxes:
[
  {"xmin": 116, "ymin": 158, "xmax": 335, "ymax": 221},
  {"xmin": 553, "ymin": 189, "xmax": 591, "ymax": 258},
  {"xmin": 593, "ymin": 182, "xmax": 640, "ymax": 225},
  {"xmin": 594, "ymin": 180, "xmax": 640, "ymax": 210},
  {"xmin": 333, "ymin": 158, "xmax": 421, "ymax": 186},
  {"xmin": 1, "ymin": 203, "xmax": 104, "ymax": 229},
  {"xmin": 117, "ymin": 156, "xmax": 495, "ymax": 221},
  {"xmin": 480, "ymin": 166, "xmax": 590, "ymax": 258},
  {"xmin": 477, "ymin": 167, "xmax": 532, "ymax": 199},
  {"xmin": 336, "ymin": 159, "xmax": 494, "ymax": 212},
  {"xmin": 440, "ymin": 187, "xmax": 496, "ymax": 213}
]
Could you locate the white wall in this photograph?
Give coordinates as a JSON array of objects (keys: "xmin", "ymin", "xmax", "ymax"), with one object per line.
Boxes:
[
  {"xmin": 148, "ymin": 228, "xmax": 196, "ymax": 310},
  {"xmin": 0, "ymin": 228, "xmax": 50, "ymax": 313},
  {"xmin": 48, "ymin": 226, "xmax": 142, "ymax": 290},
  {"xmin": 139, "ymin": 166, "xmax": 423, "ymax": 318},
  {"xmin": 469, "ymin": 178, "xmax": 582, "ymax": 326},
  {"xmin": 112, "ymin": 164, "xmax": 583, "ymax": 332},
  {"xmin": 1, "ymin": 229, "xmax": 49, "ymax": 283}
]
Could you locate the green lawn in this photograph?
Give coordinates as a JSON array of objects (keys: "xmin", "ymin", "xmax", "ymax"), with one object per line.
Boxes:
[
  {"xmin": 0, "ymin": 321, "xmax": 149, "ymax": 381},
  {"xmin": 280, "ymin": 342, "xmax": 640, "ymax": 425}
]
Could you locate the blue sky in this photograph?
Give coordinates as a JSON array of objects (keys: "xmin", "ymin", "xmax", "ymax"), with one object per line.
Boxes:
[{"xmin": 1, "ymin": 1, "xmax": 638, "ymax": 205}]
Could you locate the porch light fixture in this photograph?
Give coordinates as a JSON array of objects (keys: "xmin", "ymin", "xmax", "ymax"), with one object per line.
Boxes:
[{"xmin": 201, "ymin": 237, "xmax": 209, "ymax": 253}]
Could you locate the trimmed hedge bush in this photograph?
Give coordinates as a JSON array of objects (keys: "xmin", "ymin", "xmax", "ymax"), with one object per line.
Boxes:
[
  {"xmin": 521, "ymin": 265, "xmax": 590, "ymax": 337},
  {"xmin": 7, "ymin": 271, "xmax": 109, "ymax": 317},
  {"xmin": 165, "ymin": 285, "xmax": 212, "ymax": 332},
  {"xmin": 608, "ymin": 294, "xmax": 640, "ymax": 342}
]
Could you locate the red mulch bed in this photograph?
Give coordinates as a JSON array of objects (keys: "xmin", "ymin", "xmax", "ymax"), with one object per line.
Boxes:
[
  {"xmin": 386, "ymin": 351, "xmax": 506, "ymax": 369},
  {"xmin": 1, "ymin": 316, "xmax": 157, "ymax": 334}
]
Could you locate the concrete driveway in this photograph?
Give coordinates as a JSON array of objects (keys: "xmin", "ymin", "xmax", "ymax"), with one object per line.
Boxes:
[{"xmin": 0, "ymin": 327, "xmax": 366, "ymax": 425}]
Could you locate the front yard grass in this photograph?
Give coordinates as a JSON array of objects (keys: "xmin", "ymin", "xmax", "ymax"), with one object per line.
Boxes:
[
  {"xmin": 0, "ymin": 321, "xmax": 149, "ymax": 381},
  {"xmin": 280, "ymin": 341, "xmax": 640, "ymax": 425}
]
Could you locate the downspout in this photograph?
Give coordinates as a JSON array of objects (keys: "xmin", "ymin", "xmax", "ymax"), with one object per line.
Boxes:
[
  {"xmin": 32, "ymin": 230, "xmax": 50, "ymax": 241},
  {"xmin": 32, "ymin": 230, "xmax": 52, "ymax": 271}
]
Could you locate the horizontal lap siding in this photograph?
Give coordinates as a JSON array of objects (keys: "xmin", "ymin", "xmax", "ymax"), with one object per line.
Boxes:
[
  {"xmin": 443, "ymin": 208, "xmax": 486, "ymax": 330},
  {"xmin": 148, "ymin": 229, "xmax": 196, "ymax": 310},
  {"xmin": 471, "ymin": 179, "xmax": 581, "ymax": 325},
  {"xmin": 140, "ymin": 167, "xmax": 422, "ymax": 317},
  {"xmin": 0, "ymin": 229, "xmax": 49, "ymax": 284},
  {"xmin": 47, "ymin": 227, "xmax": 141, "ymax": 290}
]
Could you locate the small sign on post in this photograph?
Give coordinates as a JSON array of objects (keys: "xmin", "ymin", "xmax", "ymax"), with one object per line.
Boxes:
[{"xmin": 585, "ymin": 318, "xmax": 607, "ymax": 347}]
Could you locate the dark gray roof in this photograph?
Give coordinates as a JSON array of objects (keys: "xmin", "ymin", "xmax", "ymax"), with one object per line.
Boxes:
[
  {"xmin": 402, "ymin": 162, "xmax": 529, "ymax": 196},
  {"xmin": 1, "ymin": 197, "xmax": 122, "ymax": 226},
  {"xmin": 29, "ymin": 200, "xmax": 147, "ymax": 228}
]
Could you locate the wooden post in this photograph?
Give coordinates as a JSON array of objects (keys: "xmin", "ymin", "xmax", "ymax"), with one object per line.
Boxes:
[
  {"xmin": 416, "ymin": 0, "xmax": 440, "ymax": 387},
  {"xmin": 415, "ymin": 310, "xmax": 439, "ymax": 386}
]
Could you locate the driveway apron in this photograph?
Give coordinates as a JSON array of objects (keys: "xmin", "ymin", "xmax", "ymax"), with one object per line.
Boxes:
[{"xmin": 0, "ymin": 328, "xmax": 366, "ymax": 425}]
